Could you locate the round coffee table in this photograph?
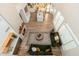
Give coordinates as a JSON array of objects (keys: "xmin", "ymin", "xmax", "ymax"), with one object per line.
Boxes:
[{"xmin": 35, "ymin": 33, "xmax": 43, "ymax": 41}]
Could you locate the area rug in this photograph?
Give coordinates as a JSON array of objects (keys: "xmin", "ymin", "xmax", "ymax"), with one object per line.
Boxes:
[{"xmin": 27, "ymin": 32, "xmax": 51, "ymax": 45}]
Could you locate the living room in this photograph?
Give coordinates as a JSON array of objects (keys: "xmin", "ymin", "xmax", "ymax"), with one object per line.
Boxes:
[{"xmin": 0, "ymin": 3, "xmax": 79, "ymax": 56}]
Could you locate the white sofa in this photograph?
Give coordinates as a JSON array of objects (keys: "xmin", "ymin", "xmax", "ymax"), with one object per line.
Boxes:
[{"xmin": 20, "ymin": 9, "xmax": 30, "ymax": 23}]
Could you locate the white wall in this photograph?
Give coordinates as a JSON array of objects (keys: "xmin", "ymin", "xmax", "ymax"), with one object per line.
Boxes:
[
  {"xmin": 16, "ymin": 3, "xmax": 27, "ymax": 14},
  {"xmin": 0, "ymin": 3, "xmax": 26, "ymax": 33},
  {"xmin": 54, "ymin": 3, "xmax": 79, "ymax": 40},
  {"xmin": 54, "ymin": 3, "xmax": 79, "ymax": 56}
]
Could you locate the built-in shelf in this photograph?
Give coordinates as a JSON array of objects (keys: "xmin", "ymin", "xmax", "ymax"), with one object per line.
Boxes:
[{"xmin": 19, "ymin": 22, "xmax": 26, "ymax": 40}]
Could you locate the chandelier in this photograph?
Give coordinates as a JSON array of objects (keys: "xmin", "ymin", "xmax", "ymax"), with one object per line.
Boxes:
[{"xmin": 32, "ymin": 3, "xmax": 48, "ymax": 10}]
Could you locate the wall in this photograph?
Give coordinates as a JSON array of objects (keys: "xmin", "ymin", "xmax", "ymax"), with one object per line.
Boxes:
[
  {"xmin": 0, "ymin": 3, "xmax": 26, "ymax": 33},
  {"xmin": 15, "ymin": 3, "xmax": 27, "ymax": 14},
  {"xmin": 54, "ymin": 3, "xmax": 79, "ymax": 40},
  {"xmin": 54, "ymin": 3, "xmax": 79, "ymax": 56}
]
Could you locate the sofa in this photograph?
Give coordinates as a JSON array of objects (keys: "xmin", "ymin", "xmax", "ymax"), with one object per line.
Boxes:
[{"xmin": 28, "ymin": 44, "xmax": 52, "ymax": 55}]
